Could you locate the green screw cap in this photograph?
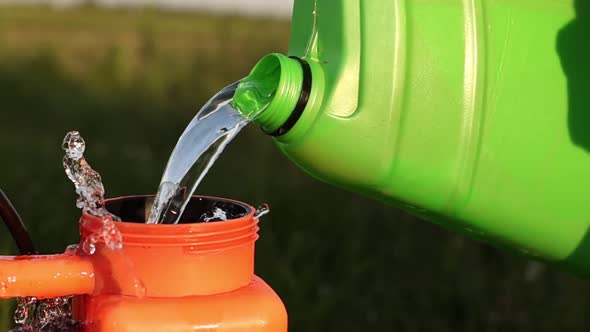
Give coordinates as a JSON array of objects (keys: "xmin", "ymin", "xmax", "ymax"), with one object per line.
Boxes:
[{"xmin": 232, "ymin": 53, "xmax": 304, "ymax": 133}]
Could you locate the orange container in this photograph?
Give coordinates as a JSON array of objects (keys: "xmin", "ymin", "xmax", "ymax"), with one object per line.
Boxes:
[{"xmin": 0, "ymin": 195, "xmax": 287, "ymax": 331}]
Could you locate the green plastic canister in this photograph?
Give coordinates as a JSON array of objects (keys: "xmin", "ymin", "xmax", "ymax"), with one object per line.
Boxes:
[{"xmin": 233, "ymin": 0, "xmax": 590, "ymax": 276}]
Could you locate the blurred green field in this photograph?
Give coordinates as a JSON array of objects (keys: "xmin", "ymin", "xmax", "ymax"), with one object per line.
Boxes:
[{"xmin": 0, "ymin": 5, "xmax": 590, "ymax": 331}]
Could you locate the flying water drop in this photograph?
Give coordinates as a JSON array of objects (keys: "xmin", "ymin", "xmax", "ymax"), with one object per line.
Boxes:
[{"xmin": 62, "ymin": 131, "xmax": 123, "ymax": 254}]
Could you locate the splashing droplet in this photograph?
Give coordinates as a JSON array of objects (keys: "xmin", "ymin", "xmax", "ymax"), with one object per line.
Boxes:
[
  {"xmin": 64, "ymin": 244, "xmax": 79, "ymax": 254},
  {"xmin": 102, "ymin": 215, "xmax": 123, "ymax": 250},
  {"xmin": 62, "ymin": 131, "xmax": 123, "ymax": 254},
  {"xmin": 11, "ymin": 296, "xmax": 79, "ymax": 331},
  {"xmin": 82, "ymin": 233, "xmax": 98, "ymax": 255},
  {"xmin": 254, "ymin": 203, "xmax": 271, "ymax": 219},
  {"xmin": 201, "ymin": 207, "xmax": 228, "ymax": 222},
  {"xmin": 62, "ymin": 131, "xmax": 106, "ymax": 216},
  {"xmin": 13, "ymin": 297, "xmax": 36, "ymax": 325}
]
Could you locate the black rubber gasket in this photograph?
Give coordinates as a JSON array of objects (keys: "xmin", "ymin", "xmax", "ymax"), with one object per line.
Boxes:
[{"xmin": 264, "ymin": 56, "xmax": 312, "ymax": 137}]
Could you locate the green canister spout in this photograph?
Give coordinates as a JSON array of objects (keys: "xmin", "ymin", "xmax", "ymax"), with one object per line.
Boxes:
[{"xmin": 232, "ymin": 53, "xmax": 306, "ymax": 135}]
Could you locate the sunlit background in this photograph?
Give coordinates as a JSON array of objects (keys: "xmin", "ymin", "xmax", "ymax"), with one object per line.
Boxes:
[
  {"xmin": 0, "ymin": 1, "xmax": 589, "ymax": 331},
  {"xmin": 0, "ymin": 0, "xmax": 293, "ymax": 16}
]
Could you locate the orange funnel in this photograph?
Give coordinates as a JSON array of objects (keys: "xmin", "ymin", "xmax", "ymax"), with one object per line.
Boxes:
[{"xmin": 0, "ymin": 195, "xmax": 287, "ymax": 331}]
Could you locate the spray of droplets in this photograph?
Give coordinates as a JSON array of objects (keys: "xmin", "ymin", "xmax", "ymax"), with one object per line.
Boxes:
[
  {"xmin": 62, "ymin": 131, "xmax": 122, "ymax": 254},
  {"xmin": 11, "ymin": 132, "xmax": 127, "ymax": 331},
  {"xmin": 254, "ymin": 203, "xmax": 271, "ymax": 219},
  {"xmin": 62, "ymin": 131, "xmax": 106, "ymax": 215},
  {"xmin": 10, "ymin": 296, "xmax": 79, "ymax": 332},
  {"xmin": 201, "ymin": 207, "xmax": 228, "ymax": 222}
]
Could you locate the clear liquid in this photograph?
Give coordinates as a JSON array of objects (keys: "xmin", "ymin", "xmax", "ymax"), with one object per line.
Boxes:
[
  {"xmin": 10, "ymin": 296, "xmax": 79, "ymax": 332},
  {"xmin": 147, "ymin": 81, "xmax": 270, "ymax": 224},
  {"xmin": 62, "ymin": 131, "xmax": 107, "ymax": 216},
  {"xmin": 62, "ymin": 131, "xmax": 122, "ymax": 254}
]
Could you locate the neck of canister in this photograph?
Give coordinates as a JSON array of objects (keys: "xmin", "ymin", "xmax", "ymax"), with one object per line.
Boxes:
[
  {"xmin": 232, "ymin": 53, "xmax": 318, "ymax": 137},
  {"xmin": 80, "ymin": 195, "xmax": 259, "ymax": 297}
]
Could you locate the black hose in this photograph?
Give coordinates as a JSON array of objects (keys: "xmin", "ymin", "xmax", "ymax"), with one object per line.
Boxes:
[{"xmin": 0, "ymin": 189, "xmax": 36, "ymax": 255}]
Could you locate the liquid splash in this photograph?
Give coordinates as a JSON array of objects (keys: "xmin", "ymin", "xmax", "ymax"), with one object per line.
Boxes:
[
  {"xmin": 62, "ymin": 131, "xmax": 107, "ymax": 216},
  {"xmin": 62, "ymin": 131, "xmax": 146, "ymax": 300},
  {"xmin": 62, "ymin": 131, "xmax": 122, "ymax": 254},
  {"xmin": 201, "ymin": 207, "xmax": 227, "ymax": 222},
  {"xmin": 13, "ymin": 297, "xmax": 36, "ymax": 325},
  {"xmin": 11, "ymin": 132, "xmax": 127, "ymax": 331},
  {"xmin": 254, "ymin": 203, "xmax": 271, "ymax": 219},
  {"xmin": 10, "ymin": 296, "xmax": 79, "ymax": 332}
]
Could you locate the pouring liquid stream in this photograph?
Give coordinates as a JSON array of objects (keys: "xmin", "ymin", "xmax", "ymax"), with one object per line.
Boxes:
[
  {"xmin": 148, "ymin": 0, "xmax": 319, "ymax": 225},
  {"xmin": 147, "ymin": 80, "xmax": 272, "ymax": 224}
]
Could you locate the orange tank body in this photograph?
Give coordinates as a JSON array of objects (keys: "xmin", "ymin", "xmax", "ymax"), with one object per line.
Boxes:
[
  {"xmin": 0, "ymin": 195, "xmax": 288, "ymax": 332},
  {"xmin": 75, "ymin": 276, "xmax": 286, "ymax": 332}
]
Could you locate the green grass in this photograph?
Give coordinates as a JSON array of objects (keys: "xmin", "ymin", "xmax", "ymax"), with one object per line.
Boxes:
[{"xmin": 0, "ymin": 5, "xmax": 590, "ymax": 331}]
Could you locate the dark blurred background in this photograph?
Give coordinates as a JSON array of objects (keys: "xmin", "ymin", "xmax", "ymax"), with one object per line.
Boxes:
[{"xmin": 0, "ymin": 2, "xmax": 589, "ymax": 331}]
